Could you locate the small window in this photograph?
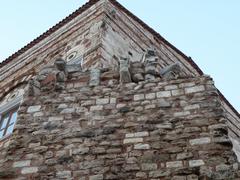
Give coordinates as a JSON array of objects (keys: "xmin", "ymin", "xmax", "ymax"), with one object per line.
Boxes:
[{"xmin": 0, "ymin": 107, "xmax": 19, "ymax": 139}]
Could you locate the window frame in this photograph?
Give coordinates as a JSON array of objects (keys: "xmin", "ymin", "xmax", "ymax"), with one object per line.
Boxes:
[
  {"xmin": 0, "ymin": 106, "xmax": 19, "ymax": 139},
  {"xmin": 0, "ymin": 95, "xmax": 22, "ymax": 140}
]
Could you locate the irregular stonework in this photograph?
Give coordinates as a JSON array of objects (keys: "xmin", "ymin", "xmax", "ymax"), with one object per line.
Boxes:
[
  {"xmin": 0, "ymin": 69, "xmax": 239, "ymax": 179},
  {"xmin": 0, "ymin": 0, "xmax": 239, "ymax": 179}
]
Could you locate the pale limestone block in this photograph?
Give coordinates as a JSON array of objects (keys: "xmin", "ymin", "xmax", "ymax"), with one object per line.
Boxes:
[
  {"xmin": 21, "ymin": 167, "xmax": 38, "ymax": 174},
  {"xmin": 156, "ymin": 91, "xmax": 171, "ymax": 98},
  {"xmin": 174, "ymin": 111, "xmax": 190, "ymax": 117},
  {"xmin": 27, "ymin": 105, "xmax": 41, "ymax": 113},
  {"xmin": 134, "ymin": 94, "xmax": 145, "ymax": 101},
  {"xmin": 90, "ymin": 105, "xmax": 103, "ymax": 111},
  {"xmin": 96, "ymin": 98, "xmax": 109, "ymax": 105},
  {"xmin": 189, "ymin": 160, "xmax": 205, "ymax": 167},
  {"xmin": 166, "ymin": 161, "xmax": 183, "ymax": 168},
  {"xmin": 141, "ymin": 163, "xmax": 158, "ymax": 171},
  {"xmin": 185, "ymin": 85, "xmax": 205, "ymax": 94},
  {"xmin": 123, "ymin": 138, "xmax": 143, "ymax": 144},
  {"xmin": 13, "ymin": 160, "xmax": 31, "ymax": 168},
  {"xmin": 134, "ymin": 143, "xmax": 150, "ymax": 150},
  {"xmin": 89, "ymin": 174, "xmax": 103, "ymax": 180},
  {"xmin": 145, "ymin": 93, "xmax": 156, "ymax": 100},
  {"xmin": 190, "ymin": 137, "xmax": 211, "ymax": 145}
]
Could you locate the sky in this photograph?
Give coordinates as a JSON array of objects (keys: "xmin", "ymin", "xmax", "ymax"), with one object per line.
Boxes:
[{"xmin": 0, "ymin": 0, "xmax": 239, "ymax": 112}]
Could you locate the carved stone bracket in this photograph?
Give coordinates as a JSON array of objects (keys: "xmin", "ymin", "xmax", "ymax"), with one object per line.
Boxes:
[
  {"xmin": 89, "ymin": 69, "xmax": 101, "ymax": 87},
  {"xmin": 119, "ymin": 57, "xmax": 132, "ymax": 84},
  {"xmin": 160, "ymin": 62, "xmax": 183, "ymax": 80},
  {"xmin": 144, "ymin": 49, "xmax": 161, "ymax": 81}
]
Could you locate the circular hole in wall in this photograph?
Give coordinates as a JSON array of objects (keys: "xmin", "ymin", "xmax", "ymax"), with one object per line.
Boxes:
[
  {"xmin": 67, "ymin": 51, "xmax": 77, "ymax": 62},
  {"xmin": 7, "ymin": 91, "xmax": 18, "ymax": 102}
]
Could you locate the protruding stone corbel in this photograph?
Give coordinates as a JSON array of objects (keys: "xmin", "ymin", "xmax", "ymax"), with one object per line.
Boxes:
[
  {"xmin": 119, "ymin": 57, "xmax": 132, "ymax": 84},
  {"xmin": 144, "ymin": 49, "xmax": 160, "ymax": 80},
  {"xmin": 89, "ymin": 68, "xmax": 101, "ymax": 87},
  {"xmin": 54, "ymin": 58, "xmax": 68, "ymax": 90},
  {"xmin": 54, "ymin": 58, "xmax": 66, "ymax": 72},
  {"xmin": 27, "ymin": 79, "xmax": 41, "ymax": 97},
  {"xmin": 130, "ymin": 62, "xmax": 144, "ymax": 83},
  {"xmin": 160, "ymin": 62, "xmax": 182, "ymax": 80}
]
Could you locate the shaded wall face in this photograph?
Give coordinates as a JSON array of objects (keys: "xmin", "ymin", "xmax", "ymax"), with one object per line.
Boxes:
[
  {"xmin": 100, "ymin": 1, "xmax": 200, "ymax": 77},
  {"xmin": 0, "ymin": 73, "xmax": 239, "ymax": 179}
]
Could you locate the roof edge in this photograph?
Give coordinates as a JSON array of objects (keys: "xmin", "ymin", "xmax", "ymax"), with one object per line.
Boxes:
[
  {"xmin": 109, "ymin": 0, "xmax": 204, "ymax": 76},
  {"xmin": 0, "ymin": 0, "xmax": 101, "ymax": 68}
]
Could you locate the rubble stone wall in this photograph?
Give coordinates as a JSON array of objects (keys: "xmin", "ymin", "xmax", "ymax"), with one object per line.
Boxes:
[{"xmin": 0, "ymin": 70, "xmax": 239, "ymax": 179}]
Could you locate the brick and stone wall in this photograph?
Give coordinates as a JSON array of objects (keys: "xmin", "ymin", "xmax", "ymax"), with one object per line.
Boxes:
[
  {"xmin": 0, "ymin": 1, "xmax": 239, "ymax": 179},
  {"xmin": 0, "ymin": 64, "xmax": 239, "ymax": 179}
]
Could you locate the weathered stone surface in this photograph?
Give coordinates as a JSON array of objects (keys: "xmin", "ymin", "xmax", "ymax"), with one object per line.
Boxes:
[
  {"xmin": 27, "ymin": 105, "xmax": 41, "ymax": 113},
  {"xmin": 89, "ymin": 69, "xmax": 101, "ymax": 87},
  {"xmin": 1, "ymin": 68, "xmax": 239, "ymax": 180},
  {"xmin": 189, "ymin": 160, "xmax": 205, "ymax": 167},
  {"xmin": 166, "ymin": 161, "xmax": 183, "ymax": 168},
  {"xmin": 13, "ymin": 160, "xmax": 31, "ymax": 168},
  {"xmin": 160, "ymin": 62, "xmax": 182, "ymax": 80},
  {"xmin": 189, "ymin": 137, "xmax": 211, "ymax": 145},
  {"xmin": 123, "ymin": 138, "xmax": 143, "ymax": 144},
  {"xmin": 119, "ymin": 57, "xmax": 131, "ymax": 83},
  {"xmin": 21, "ymin": 167, "xmax": 38, "ymax": 174}
]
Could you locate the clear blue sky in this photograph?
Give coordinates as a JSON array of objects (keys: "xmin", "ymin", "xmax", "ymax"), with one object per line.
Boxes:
[{"xmin": 0, "ymin": 0, "xmax": 239, "ymax": 112}]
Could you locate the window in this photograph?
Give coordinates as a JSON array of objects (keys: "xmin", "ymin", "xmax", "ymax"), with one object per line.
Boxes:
[{"xmin": 0, "ymin": 107, "xmax": 19, "ymax": 139}]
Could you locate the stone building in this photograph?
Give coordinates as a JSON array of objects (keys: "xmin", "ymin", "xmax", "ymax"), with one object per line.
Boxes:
[{"xmin": 0, "ymin": 0, "xmax": 240, "ymax": 179}]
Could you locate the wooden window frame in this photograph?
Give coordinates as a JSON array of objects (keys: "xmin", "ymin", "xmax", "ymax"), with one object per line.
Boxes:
[{"xmin": 0, "ymin": 106, "xmax": 19, "ymax": 139}]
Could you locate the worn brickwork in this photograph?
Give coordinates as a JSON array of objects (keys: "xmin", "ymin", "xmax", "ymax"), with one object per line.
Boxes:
[{"xmin": 0, "ymin": 67, "xmax": 239, "ymax": 179}]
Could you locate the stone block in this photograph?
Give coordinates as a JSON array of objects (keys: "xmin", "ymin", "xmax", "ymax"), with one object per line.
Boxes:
[
  {"xmin": 13, "ymin": 160, "xmax": 31, "ymax": 168},
  {"xmin": 90, "ymin": 105, "xmax": 103, "ymax": 111},
  {"xmin": 165, "ymin": 85, "xmax": 178, "ymax": 90},
  {"xmin": 21, "ymin": 167, "xmax": 38, "ymax": 174},
  {"xmin": 145, "ymin": 104, "xmax": 156, "ymax": 109},
  {"xmin": 184, "ymin": 104, "xmax": 200, "ymax": 110},
  {"xmin": 172, "ymin": 176, "xmax": 187, "ymax": 180},
  {"xmin": 172, "ymin": 89, "xmax": 184, "ymax": 96},
  {"xmin": 174, "ymin": 111, "xmax": 190, "ymax": 117},
  {"xmin": 145, "ymin": 93, "xmax": 156, "ymax": 100},
  {"xmin": 158, "ymin": 99, "xmax": 171, "ymax": 108},
  {"xmin": 49, "ymin": 116, "xmax": 64, "ymax": 121},
  {"xmin": 156, "ymin": 91, "xmax": 171, "ymax": 98},
  {"xmin": 136, "ymin": 172, "xmax": 147, "ymax": 178},
  {"xmin": 149, "ymin": 170, "xmax": 171, "ymax": 177},
  {"xmin": 190, "ymin": 137, "xmax": 211, "ymax": 145},
  {"xmin": 134, "ymin": 94, "xmax": 145, "ymax": 101},
  {"xmin": 56, "ymin": 171, "xmax": 72, "ymax": 179},
  {"xmin": 134, "ymin": 144, "xmax": 150, "ymax": 150},
  {"xmin": 27, "ymin": 105, "xmax": 41, "ymax": 113},
  {"xmin": 185, "ymin": 85, "xmax": 205, "ymax": 94},
  {"xmin": 141, "ymin": 163, "xmax": 158, "ymax": 171},
  {"xmin": 189, "ymin": 160, "xmax": 205, "ymax": 167},
  {"xmin": 126, "ymin": 131, "xmax": 149, "ymax": 138},
  {"xmin": 96, "ymin": 98, "xmax": 109, "ymax": 105},
  {"xmin": 177, "ymin": 152, "xmax": 193, "ymax": 160},
  {"xmin": 123, "ymin": 138, "xmax": 143, "ymax": 144},
  {"xmin": 89, "ymin": 174, "xmax": 103, "ymax": 180},
  {"xmin": 60, "ymin": 108, "xmax": 75, "ymax": 114},
  {"xmin": 166, "ymin": 161, "xmax": 183, "ymax": 168},
  {"xmin": 110, "ymin": 98, "xmax": 117, "ymax": 104}
]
